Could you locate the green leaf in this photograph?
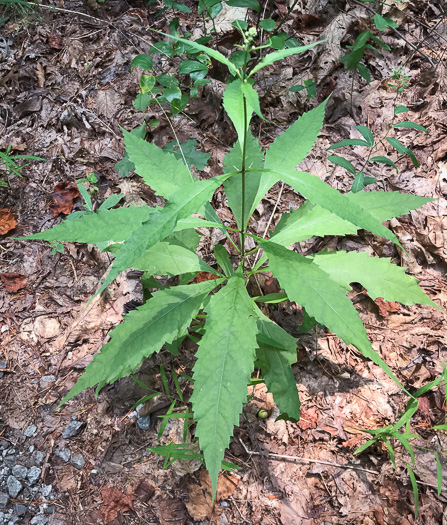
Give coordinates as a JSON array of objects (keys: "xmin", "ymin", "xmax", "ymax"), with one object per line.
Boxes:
[
  {"xmin": 179, "ymin": 60, "xmax": 208, "ymax": 74},
  {"xmin": 372, "ymin": 13, "xmax": 398, "ymax": 31},
  {"xmin": 395, "ymin": 105, "xmax": 409, "ymax": 114},
  {"xmin": 289, "ymin": 84, "xmax": 305, "ymax": 92},
  {"xmin": 214, "ymin": 244, "xmax": 234, "ymax": 276},
  {"xmin": 255, "ymin": 312, "xmax": 300, "ymax": 421},
  {"xmin": 393, "ymin": 121, "xmax": 427, "ymax": 132},
  {"xmin": 22, "ymin": 206, "xmax": 154, "ymax": 244},
  {"xmin": 435, "ymin": 452, "xmax": 443, "ymax": 496},
  {"xmin": 252, "ymin": 292, "xmax": 288, "ymax": 304},
  {"xmin": 370, "ymin": 156, "xmax": 398, "ymax": 170},
  {"xmin": 60, "ymin": 280, "xmax": 221, "ymax": 406},
  {"xmin": 351, "ymin": 171, "xmax": 365, "ymax": 193},
  {"xmin": 133, "ymin": 242, "xmax": 218, "ymax": 277},
  {"xmin": 226, "ymin": 0, "xmax": 260, "ymax": 11},
  {"xmin": 265, "ymin": 99, "xmax": 328, "ymax": 175},
  {"xmin": 386, "ymin": 137, "xmax": 406, "ymax": 154},
  {"xmin": 140, "ymin": 75, "xmax": 156, "ymax": 94},
  {"xmin": 191, "ymin": 274, "xmax": 259, "ymax": 499},
  {"xmin": 327, "ymin": 138, "xmax": 370, "ymax": 150},
  {"xmin": 131, "ymin": 54, "xmax": 154, "ymax": 70},
  {"xmin": 406, "ymin": 463, "xmax": 419, "ymax": 517},
  {"xmin": 260, "ymin": 18, "xmax": 275, "ymax": 31},
  {"xmin": 300, "ymin": 308, "xmax": 316, "ymax": 333},
  {"xmin": 157, "ymin": 74, "xmax": 179, "ymax": 88},
  {"xmin": 163, "ymin": 139, "xmax": 210, "ymax": 171},
  {"xmin": 352, "ymin": 30, "xmax": 371, "ymax": 51},
  {"xmin": 355, "ymin": 125, "xmax": 374, "ymax": 147},
  {"xmin": 123, "ymin": 129, "xmax": 193, "ymax": 198},
  {"xmin": 328, "ymin": 155, "xmax": 356, "ymax": 175},
  {"xmin": 263, "ymin": 240, "xmax": 405, "ymax": 391},
  {"xmin": 94, "ymin": 174, "xmax": 230, "ymax": 297},
  {"xmin": 248, "ymin": 41, "xmax": 324, "ymax": 78},
  {"xmin": 357, "ymin": 63, "xmax": 371, "ymax": 83},
  {"xmin": 312, "ymin": 251, "xmax": 439, "ymax": 309},
  {"xmin": 224, "ymin": 133, "xmax": 267, "ymax": 229},
  {"xmin": 277, "ymin": 171, "xmax": 402, "ymax": 247}
]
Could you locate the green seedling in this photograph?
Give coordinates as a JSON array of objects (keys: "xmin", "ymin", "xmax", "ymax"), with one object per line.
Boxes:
[
  {"xmin": 23, "ymin": 28, "xmax": 439, "ymax": 500},
  {"xmin": 0, "ymin": 144, "xmax": 44, "ymax": 187}
]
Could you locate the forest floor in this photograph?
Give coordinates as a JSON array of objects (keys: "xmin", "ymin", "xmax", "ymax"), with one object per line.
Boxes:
[{"xmin": 1, "ymin": 0, "xmax": 447, "ymax": 524}]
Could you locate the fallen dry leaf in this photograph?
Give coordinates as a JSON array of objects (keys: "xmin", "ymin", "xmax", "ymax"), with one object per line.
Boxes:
[
  {"xmin": 374, "ymin": 297, "xmax": 400, "ymax": 317},
  {"xmin": 0, "ymin": 209, "xmax": 18, "ymax": 235},
  {"xmin": 36, "ymin": 63, "xmax": 45, "ymax": 88},
  {"xmin": 100, "ymin": 485, "xmax": 135, "ymax": 524},
  {"xmin": 47, "ymin": 33, "xmax": 64, "ymax": 49},
  {"xmin": 156, "ymin": 499, "xmax": 188, "ymax": 525},
  {"xmin": 186, "ymin": 469, "xmax": 238, "ymax": 520},
  {"xmin": 195, "ymin": 271, "xmax": 220, "ymax": 283},
  {"xmin": 50, "ymin": 181, "xmax": 79, "ymax": 217},
  {"xmin": 0, "ymin": 273, "xmax": 27, "ymax": 292}
]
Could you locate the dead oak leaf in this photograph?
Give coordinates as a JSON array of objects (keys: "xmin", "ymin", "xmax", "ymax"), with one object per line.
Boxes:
[
  {"xmin": 0, "ymin": 209, "xmax": 18, "ymax": 235},
  {"xmin": 195, "ymin": 271, "xmax": 220, "ymax": 283},
  {"xmin": 47, "ymin": 33, "xmax": 64, "ymax": 49},
  {"xmin": 50, "ymin": 181, "xmax": 79, "ymax": 217},
  {"xmin": 0, "ymin": 273, "xmax": 27, "ymax": 292},
  {"xmin": 36, "ymin": 63, "xmax": 45, "ymax": 88},
  {"xmin": 374, "ymin": 297, "xmax": 400, "ymax": 317},
  {"xmin": 100, "ymin": 485, "xmax": 135, "ymax": 524},
  {"xmin": 186, "ymin": 469, "xmax": 238, "ymax": 521}
]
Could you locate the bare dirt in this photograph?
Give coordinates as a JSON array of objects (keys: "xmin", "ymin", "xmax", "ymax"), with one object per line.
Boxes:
[{"xmin": 1, "ymin": 0, "xmax": 447, "ymax": 524}]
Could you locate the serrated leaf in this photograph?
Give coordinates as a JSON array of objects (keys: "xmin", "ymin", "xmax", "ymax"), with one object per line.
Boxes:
[
  {"xmin": 94, "ymin": 174, "xmax": 230, "ymax": 297},
  {"xmin": 312, "ymin": 251, "xmax": 439, "ymax": 309},
  {"xmin": 22, "ymin": 206, "xmax": 155, "ymax": 243},
  {"xmin": 328, "ymin": 155, "xmax": 356, "ymax": 175},
  {"xmin": 393, "ymin": 121, "xmax": 427, "ymax": 132},
  {"xmin": 263, "ymin": 240, "xmax": 405, "ymax": 391},
  {"xmin": 163, "ymin": 139, "xmax": 210, "ymax": 171},
  {"xmin": 133, "ymin": 242, "xmax": 218, "ymax": 277},
  {"xmin": 356, "ymin": 125, "xmax": 374, "ymax": 147},
  {"xmin": 327, "ymin": 138, "xmax": 370, "ymax": 150},
  {"xmin": 191, "ymin": 274, "xmax": 258, "ymax": 498},
  {"xmin": 124, "ymin": 130, "xmax": 193, "ymax": 198},
  {"xmin": 277, "ymin": 171, "xmax": 401, "ymax": 246},
  {"xmin": 248, "ymin": 41, "xmax": 324, "ymax": 77},
  {"xmin": 60, "ymin": 280, "xmax": 221, "ymax": 406},
  {"xmin": 255, "ymin": 312, "xmax": 300, "ymax": 421},
  {"xmin": 370, "ymin": 156, "xmax": 398, "ymax": 170},
  {"xmin": 224, "ymin": 133, "xmax": 267, "ymax": 229},
  {"xmin": 265, "ymin": 99, "xmax": 328, "ymax": 175}
]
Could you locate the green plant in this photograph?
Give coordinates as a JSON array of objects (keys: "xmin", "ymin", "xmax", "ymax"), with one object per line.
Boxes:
[
  {"xmin": 355, "ymin": 363, "xmax": 447, "ymax": 517},
  {"xmin": 0, "ymin": 144, "xmax": 44, "ymax": 187},
  {"xmin": 23, "ymin": 28, "xmax": 439, "ymax": 498},
  {"xmin": 0, "ymin": 0, "xmax": 36, "ymax": 24}
]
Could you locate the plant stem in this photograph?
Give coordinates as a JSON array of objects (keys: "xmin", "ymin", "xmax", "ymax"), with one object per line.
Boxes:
[{"xmin": 241, "ymin": 96, "xmax": 248, "ymax": 273}]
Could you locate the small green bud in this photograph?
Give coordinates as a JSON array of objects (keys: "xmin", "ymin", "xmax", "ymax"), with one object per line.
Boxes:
[{"xmin": 247, "ymin": 27, "xmax": 257, "ymax": 38}]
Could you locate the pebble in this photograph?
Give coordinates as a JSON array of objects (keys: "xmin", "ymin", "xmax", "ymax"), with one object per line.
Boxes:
[
  {"xmin": 30, "ymin": 515, "xmax": 48, "ymax": 525},
  {"xmin": 6, "ymin": 476, "xmax": 22, "ymax": 498},
  {"xmin": 55, "ymin": 449, "xmax": 70, "ymax": 462},
  {"xmin": 137, "ymin": 415, "xmax": 151, "ymax": 431},
  {"xmin": 29, "ymin": 445, "xmax": 35, "ymax": 454},
  {"xmin": 0, "ymin": 493, "xmax": 9, "ymax": 507},
  {"xmin": 40, "ymin": 485, "xmax": 52, "ymax": 498},
  {"xmin": 23, "ymin": 425, "xmax": 37, "ymax": 438},
  {"xmin": 62, "ymin": 421, "xmax": 84, "ymax": 439},
  {"xmin": 39, "ymin": 375, "xmax": 56, "ymax": 389},
  {"xmin": 27, "ymin": 466, "xmax": 41, "ymax": 485},
  {"xmin": 0, "ymin": 360, "xmax": 7, "ymax": 380},
  {"xmin": 44, "ymin": 505, "xmax": 54, "ymax": 515},
  {"xmin": 13, "ymin": 504, "xmax": 27, "ymax": 517},
  {"xmin": 11, "ymin": 465, "xmax": 27, "ymax": 480},
  {"xmin": 34, "ymin": 451, "xmax": 46, "ymax": 465},
  {"xmin": 70, "ymin": 454, "xmax": 85, "ymax": 470}
]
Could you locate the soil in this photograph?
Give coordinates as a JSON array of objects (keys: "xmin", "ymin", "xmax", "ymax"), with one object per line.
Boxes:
[{"xmin": 1, "ymin": 0, "xmax": 447, "ymax": 524}]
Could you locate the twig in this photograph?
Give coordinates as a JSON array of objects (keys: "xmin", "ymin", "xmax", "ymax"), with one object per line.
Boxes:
[{"xmin": 239, "ymin": 438, "xmax": 380, "ymax": 475}]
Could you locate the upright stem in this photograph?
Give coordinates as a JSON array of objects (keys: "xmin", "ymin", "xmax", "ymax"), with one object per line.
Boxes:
[{"xmin": 241, "ymin": 96, "xmax": 248, "ymax": 272}]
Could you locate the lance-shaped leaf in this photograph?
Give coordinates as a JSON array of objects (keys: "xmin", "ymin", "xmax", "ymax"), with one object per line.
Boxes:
[
  {"xmin": 278, "ymin": 171, "xmax": 401, "ymax": 246},
  {"xmin": 270, "ymin": 191, "xmax": 433, "ymax": 247},
  {"xmin": 95, "ymin": 174, "xmax": 230, "ymax": 297},
  {"xmin": 132, "ymin": 242, "xmax": 219, "ymax": 277},
  {"xmin": 60, "ymin": 279, "xmax": 222, "ymax": 406},
  {"xmin": 124, "ymin": 130, "xmax": 193, "ymax": 198},
  {"xmin": 191, "ymin": 274, "xmax": 258, "ymax": 498},
  {"xmin": 224, "ymin": 133, "xmax": 267, "ymax": 229},
  {"xmin": 22, "ymin": 206, "xmax": 155, "ymax": 243},
  {"xmin": 248, "ymin": 41, "xmax": 324, "ymax": 78},
  {"xmin": 265, "ymin": 99, "xmax": 327, "ymax": 175},
  {"xmin": 262, "ymin": 240, "xmax": 405, "ymax": 391},
  {"xmin": 312, "ymin": 251, "xmax": 439, "ymax": 309},
  {"xmin": 255, "ymin": 312, "xmax": 300, "ymax": 421}
]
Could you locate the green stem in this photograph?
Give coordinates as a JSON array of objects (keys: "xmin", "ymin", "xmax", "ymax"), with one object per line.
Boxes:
[{"xmin": 241, "ymin": 96, "xmax": 248, "ymax": 272}]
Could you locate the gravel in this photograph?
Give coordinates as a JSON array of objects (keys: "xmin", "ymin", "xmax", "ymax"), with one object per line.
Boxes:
[
  {"xmin": 55, "ymin": 449, "xmax": 70, "ymax": 462},
  {"xmin": 0, "ymin": 493, "xmax": 9, "ymax": 507},
  {"xmin": 11, "ymin": 465, "xmax": 27, "ymax": 480},
  {"xmin": 23, "ymin": 425, "xmax": 37, "ymax": 438},
  {"xmin": 26, "ymin": 466, "xmax": 42, "ymax": 485},
  {"xmin": 62, "ymin": 421, "xmax": 84, "ymax": 439},
  {"xmin": 40, "ymin": 485, "xmax": 52, "ymax": 497},
  {"xmin": 39, "ymin": 375, "xmax": 56, "ymax": 389},
  {"xmin": 6, "ymin": 476, "xmax": 22, "ymax": 498},
  {"xmin": 13, "ymin": 504, "xmax": 27, "ymax": 517},
  {"xmin": 137, "ymin": 415, "xmax": 151, "ymax": 431},
  {"xmin": 30, "ymin": 515, "xmax": 48, "ymax": 525},
  {"xmin": 70, "ymin": 454, "xmax": 85, "ymax": 470}
]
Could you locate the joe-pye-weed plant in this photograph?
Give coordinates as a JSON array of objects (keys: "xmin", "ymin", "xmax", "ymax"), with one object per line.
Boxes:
[{"xmin": 24, "ymin": 26, "xmax": 440, "ymax": 498}]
